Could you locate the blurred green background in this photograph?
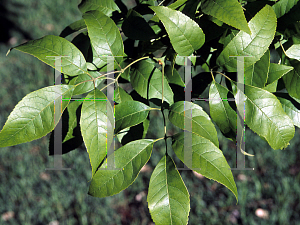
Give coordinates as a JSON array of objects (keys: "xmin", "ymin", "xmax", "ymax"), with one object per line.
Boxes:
[{"xmin": 1, "ymin": 0, "xmax": 300, "ymax": 224}]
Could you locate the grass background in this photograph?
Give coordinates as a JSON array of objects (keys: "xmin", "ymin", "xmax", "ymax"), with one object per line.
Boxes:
[{"xmin": 1, "ymin": 0, "xmax": 300, "ymax": 224}]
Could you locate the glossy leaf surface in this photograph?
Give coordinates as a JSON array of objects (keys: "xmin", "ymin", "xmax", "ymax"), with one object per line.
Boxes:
[
  {"xmin": 115, "ymin": 101, "xmax": 151, "ymax": 134},
  {"xmin": 147, "ymin": 154, "xmax": 190, "ymax": 225},
  {"xmin": 286, "ymin": 44, "xmax": 300, "ymax": 61},
  {"xmin": 172, "ymin": 132, "xmax": 238, "ymax": 202},
  {"xmin": 149, "ymin": 6, "xmax": 205, "ymax": 56},
  {"xmin": 275, "ymin": 93, "xmax": 300, "ymax": 128},
  {"xmin": 272, "ymin": 0, "xmax": 299, "ymax": 18},
  {"xmin": 233, "ymin": 82, "xmax": 295, "ymax": 150},
  {"xmin": 201, "ymin": 0, "xmax": 251, "ymax": 35},
  {"xmin": 209, "ymin": 81, "xmax": 236, "ymax": 141},
  {"xmin": 88, "ymin": 139, "xmax": 154, "ymax": 198},
  {"xmin": 83, "ymin": 10, "xmax": 124, "ymax": 68},
  {"xmin": 244, "ymin": 49, "xmax": 270, "ymax": 88},
  {"xmin": 114, "ymin": 87, "xmax": 133, "ymax": 104},
  {"xmin": 79, "ymin": 0, "xmax": 120, "ymax": 16},
  {"xmin": 130, "ymin": 59, "xmax": 174, "ymax": 105},
  {"xmin": 216, "ymin": 5, "xmax": 277, "ymax": 72},
  {"xmin": 80, "ymin": 89, "xmax": 114, "ymax": 176},
  {"xmin": 169, "ymin": 101, "xmax": 219, "ymax": 147},
  {"xmin": 10, "ymin": 35, "xmax": 87, "ymax": 76},
  {"xmin": 283, "ymin": 61, "xmax": 300, "ymax": 99},
  {"xmin": 0, "ymin": 85, "xmax": 74, "ymax": 147}
]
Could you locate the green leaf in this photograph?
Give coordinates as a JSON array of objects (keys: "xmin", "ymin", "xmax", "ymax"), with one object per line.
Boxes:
[
  {"xmin": 149, "ymin": 6, "xmax": 205, "ymax": 56},
  {"xmin": 83, "ymin": 10, "xmax": 124, "ymax": 69},
  {"xmin": 115, "ymin": 101, "xmax": 151, "ymax": 134},
  {"xmin": 114, "ymin": 87, "xmax": 133, "ymax": 104},
  {"xmin": 147, "ymin": 154, "xmax": 190, "ymax": 225},
  {"xmin": 275, "ymin": 93, "xmax": 300, "ymax": 128},
  {"xmin": 9, "ymin": 35, "xmax": 88, "ymax": 76},
  {"xmin": 216, "ymin": 5, "xmax": 277, "ymax": 72},
  {"xmin": 283, "ymin": 61, "xmax": 300, "ymax": 99},
  {"xmin": 244, "ymin": 49, "xmax": 270, "ymax": 88},
  {"xmin": 78, "ymin": 0, "xmax": 120, "ymax": 16},
  {"xmin": 130, "ymin": 58, "xmax": 174, "ymax": 105},
  {"xmin": 60, "ymin": 19, "xmax": 87, "ymax": 38},
  {"xmin": 88, "ymin": 139, "xmax": 154, "ymax": 198},
  {"xmin": 122, "ymin": 9, "xmax": 156, "ymax": 41},
  {"xmin": 286, "ymin": 44, "xmax": 300, "ymax": 61},
  {"xmin": 263, "ymin": 63, "xmax": 293, "ymax": 92},
  {"xmin": 209, "ymin": 81, "xmax": 237, "ymax": 141},
  {"xmin": 200, "ymin": 0, "xmax": 251, "ymax": 35},
  {"xmin": 80, "ymin": 89, "xmax": 114, "ymax": 176},
  {"xmin": 169, "ymin": 101, "xmax": 219, "ymax": 147},
  {"xmin": 168, "ymin": 0, "xmax": 188, "ymax": 10},
  {"xmin": 172, "ymin": 132, "xmax": 238, "ymax": 203},
  {"xmin": 266, "ymin": 63, "xmax": 294, "ymax": 85},
  {"xmin": 0, "ymin": 85, "xmax": 75, "ymax": 147},
  {"xmin": 272, "ymin": 0, "xmax": 299, "ymax": 18},
  {"xmin": 164, "ymin": 65, "xmax": 185, "ymax": 87},
  {"xmin": 232, "ymin": 82, "xmax": 295, "ymax": 150},
  {"xmin": 69, "ymin": 71, "xmax": 105, "ymax": 96},
  {"xmin": 48, "ymin": 100, "xmax": 83, "ymax": 155}
]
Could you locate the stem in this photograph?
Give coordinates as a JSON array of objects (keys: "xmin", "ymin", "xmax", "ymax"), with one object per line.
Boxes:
[
  {"xmin": 215, "ymin": 71, "xmax": 232, "ymax": 81},
  {"xmin": 279, "ymin": 40, "xmax": 288, "ymax": 57}
]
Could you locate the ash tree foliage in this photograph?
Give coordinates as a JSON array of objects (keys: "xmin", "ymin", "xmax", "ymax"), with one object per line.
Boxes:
[{"xmin": 1, "ymin": 0, "xmax": 300, "ymax": 224}]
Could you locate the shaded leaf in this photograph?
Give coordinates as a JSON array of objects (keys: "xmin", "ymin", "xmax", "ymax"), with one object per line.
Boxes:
[
  {"xmin": 275, "ymin": 93, "xmax": 300, "ymax": 128},
  {"xmin": 147, "ymin": 154, "xmax": 190, "ymax": 225},
  {"xmin": 244, "ymin": 49, "xmax": 270, "ymax": 88},
  {"xmin": 60, "ymin": 19, "xmax": 87, "ymax": 38},
  {"xmin": 201, "ymin": 0, "xmax": 251, "ymax": 34},
  {"xmin": 88, "ymin": 139, "xmax": 154, "ymax": 198},
  {"xmin": 80, "ymin": 89, "xmax": 114, "ymax": 176},
  {"xmin": 272, "ymin": 0, "xmax": 299, "ymax": 18},
  {"xmin": 164, "ymin": 65, "xmax": 185, "ymax": 87},
  {"xmin": 114, "ymin": 87, "xmax": 133, "ymax": 104},
  {"xmin": 216, "ymin": 5, "xmax": 277, "ymax": 72},
  {"xmin": 0, "ymin": 85, "xmax": 75, "ymax": 147},
  {"xmin": 149, "ymin": 6, "xmax": 205, "ymax": 56},
  {"xmin": 49, "ymin": 101, "xmax": 83, "ymax": 155},
  {"xmin": 209, "ymin": 81, "xmax": 237, "ymax": 141},
  {"xmin": 283, "ymin": 61, "xmax": 300, "ymax": 99},
  {"xmin": 172, "ymin": 132, "xmax": 238, "ymax": 202},
  {"xmin": 169, "ymin": 101, "xmax": 219, "ymax": 147},
  {"xmin": 122, "ymin": 9, "xmax": 156, "ymax": 41}
]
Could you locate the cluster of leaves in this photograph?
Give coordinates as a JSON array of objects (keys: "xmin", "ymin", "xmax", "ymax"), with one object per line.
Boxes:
[{"xmin": 1, "ymin": 0, "xmax": 300, "ymax": 224}]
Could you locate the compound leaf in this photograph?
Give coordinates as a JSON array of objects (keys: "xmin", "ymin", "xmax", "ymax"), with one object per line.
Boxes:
[
  {"xmin": 0, "ymin": 85, "xmax": 75, "ymax": 147},
  {"xmin": 88, "ymin": 139, "xmax": 154, "ymax": 198},
  {"xmin": 147, "ymin": 154, "xmax": 190, "ymax": 225},
  {"xmin": 149, "ymin": 6, "xmax": 205, "ymax": 56},
  {"xmin": 114, "ymin": 87, "xmax": 133, "ymax": 104}
]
